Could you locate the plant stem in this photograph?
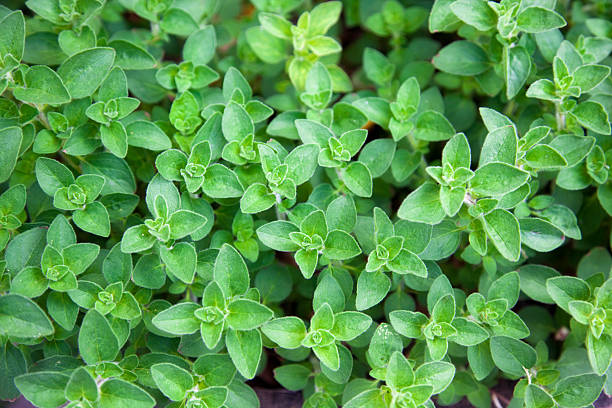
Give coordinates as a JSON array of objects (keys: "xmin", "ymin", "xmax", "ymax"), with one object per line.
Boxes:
[{"xmin": 555, "ymin": 102, "xmax": 566, "ymax": 131}]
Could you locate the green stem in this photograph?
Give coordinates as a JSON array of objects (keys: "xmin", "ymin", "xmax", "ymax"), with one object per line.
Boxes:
[{"xmin": 555, "ymin": 102, "xmax": 566, "ymax": 131}]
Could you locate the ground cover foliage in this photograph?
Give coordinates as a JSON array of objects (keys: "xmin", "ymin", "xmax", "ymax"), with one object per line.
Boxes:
[{"xmin": 0, "ymin": 0, "xmax": 611, "ymax": 407}]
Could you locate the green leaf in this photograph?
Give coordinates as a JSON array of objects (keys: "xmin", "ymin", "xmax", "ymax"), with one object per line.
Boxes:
[
  {"xmin": 443, "ymin": 132, "xmax": 471, "ymax": 170},
  {"xmin": 484, "ymin": 209, "xmax": 521, "ymax": 262},
  {"xmin": 525, "ymin": 384, "xmax": 555, "ymax": 408},
  {"xmin": 524, "ymin": 145, "xmax": 567, "ymax": 169},
  {"xmin": 479, "ymin": 125, "xmax": 517, "ymax": 167},
  {"xmin": 359, "ymin": 139, "xmax": 395, "ymax": 178},
  {"xmin": 10, "ymin": 267, "xmax": 47, "ymax": 298},
  {"xmin": 470, "ymin": 162, "xmax": 529, "ymax": 196},
  {"xmin": 262, "ymin": 317, "xmax": 307, "ymax": 349},
  {"xmin": 65, "ymin": 367, "xmax": 98, "ymax": 402},
  {"xmin": 313, "ymin": 274, "xmax": 345, "ymax": 313},
  {"xmin": 183, "ymin": 26, "xmax": 216, "ymax": 65},
  {"xmin": 6, "ymin": 227, "xmax": 47, "ymax": 273},
  {"xmin": 58, "ymin": 47, "xmax": 115, "ymax": 99},
  {"xmin": 73, "ymin": 201, "xmax": 110, "ymax": 237},
  {"xmin": 152, "ymin": 302, "xmax": 200, "ymax": 335},
  {"xmin": 570, "ymin": 101, "xmax": 611, "ymax": 135},
  {"xmin": 120, "ymin": 225, "xmax": 156, "ymax": 253},
  {"xmin": 214, "ymin": 244, "xmax": 249, "ymax": 298},
  {"xmin": 0, "ymin": 294, "xmax": 54, "ymax": 338},
  {"xmin": 313, "ymin": 342, "xmax": 340, "ymax": 371},
  {"xmin": 65, "ymin": 243, "xmax": 100, "ymax": 275},
  {"xmin": 546, "ymin": 276, "xmax": 590, "ymax": 313},
  {"xmin": 344, "ymin": 389, "xmax": 387, "ymax": 408},
  {"xmin": 428, "ymin": 337, "xmax": 449, "ymax": 361},
  {"xmin": 285, "ymin": 143, "xmax": 320, "ymax": 185},
  {"xmin": 433, "ymin": 41, "xmax": 489, "ymax": 76},
  {"xmin": 0, "ymin": 127, "xmax": 22, "ymax": 183},
  {"xmin": 519, "ymin": 218, "xmax": 564, "ymax": 252},
  {"xmin": 554, "ymin": 374, "xmax": 605, "ymax": 408},
  {"xmin": 160, "ymin": 242, "xmax": 196, "ymax": 284},
  {"xmin": 47, "ymin": 291, "xmax": 78, "ymax": 331},
  {"xmin": 429, "ymin": 0, "xmax": 461, "ymax": 32},
  {"xmin": 274, "ymin": 364, "xmax": 311, "ymax": 391},
  {"xmin": 572, "ymin": 64, "xmax": 611, "ymax": 93},
  {"xmin": 386, "ymin": 351, "xmax": 414, "ymax": 390},
  {"xmin": 389, "ymin": 310, "xmax": 427, "ymax": 338},
  {"xmin": 326, "ymin": 195, "xmax": 357, "ymax": 232},
  {"xmin": 414, "ymin": 361, "xmax": 456, "ymax": 394},
  {"xmin": 57, "ymin": 27, "xmax": 95, "ymax": 56},
  {"xmin": 450, "ymin": 317, "xmax": 489, "ymax": 346},
  {"xmin": 398, "ymin": 183, "xmax": 445, "ymax": 225},
  {"xmin": 488, "ymin": 271, "xmax": 520, "ymax": 308},
  {"xmin": 468, "ymin": 341, "xmax": 495, "ymax": 381},
  {"xmin": 0, "ymin": 11, "xmax": 25, "ymax": 60},
  {"xmin": 110, "ymin": 40, "xmax": 156, "ymax": 70},
  {"xmin": 246, "ymin": 26, "xmax": 289, "ymax": 64},
  {"xmin": 82, "ymin": 153, "xmax": 136, "ymax": 195},
  {"xmin": 414, "ymin": 110, "xmax": 456, "ymax": 141},
  {"xmin": 505, "ymin": 46, "xmax": 531, "ymax": 99},
  {"xmin": 343, "ymin": 161, "xmax": 373, "ymax": 197},
  {"xmin": 151, "ymin": 363, "xmax": 194, "ymax": 401},
  {"xmin": 259, "ymin": 12, "xmax": 292, "ymax": 39},
  {"xmin": 356, "ymin": 270, "xmax": 391, "ymax": 311},
  {"xmin": 193, "ymin": 354, "xmax": 236, "ymax": 387},
  {"xmin": 517, "ymin": 265, "xmax": 560, "ymax": 304},
  {"xmin": 98, "ymin": 379, "xmax": 155, "ymax": 408},
  {"xmin": 517, "ymin": 6, "xmax": 566, "ymax": 33},
  {"xmin": 353, "ymin": 97, "xmax": 391, "ymax": 128},
  {"xmin": 126, "ymin": 121, "xmax": 172, "ymax": 151},
  {"xmin": 363, "ymin": 47, "xmax": 395, "ymax": 86},
  {"xmin": 78, "ymin": 309, "xmax": 119, "ymax": 364},
  {"xmin": 100, "ymin": 121, "xmax": 128, "ymax": 158},
  {"xmin": 226, "ymin": 299, "xmax": 274, "ymax": 330},
  {"xmin": 226, "ymin": 329, "xmax": 262, "ymax": 379},
  {"xmin": 256, "ymin": 221, "xmax": 300, "ymax": 251},
  {"xmin": 450, "ymin": 0, "xmax": 497, "ymax": 31},
  {"xmin": 489, "ymin": 336, "xmax": 537, "ymax": 377},
  {"xmin": 323, "ymin": 230, "xmax": 361, "ymax": 260},
  {"xmin": 331, "ymin": 311, "xmax": 372, "ymax": 341},
  {"xmin": 36, "ymin": 157, "xmax": 74, "ymax": 196},
  {"xmin": 309, "ymin": 1, "xmax": 342, "ymax": 35},
  {"xmin": 222, "ymin": 101, "xmax": 254, "ymax": 142},
  {"xmin": 241, "ymin": 183, "xmax": 276, "ymax": 214},
  {"xmin": 13, "ymin": 65, "xmax": 71, "ymax": 105},
  {"xmin": 14, "ymin": 372, "xmax": 69, "ymax": 408},
  {"xmin": 587, "ymin": 332, "xmax": 612, "ymax": 375},
  {"xmin": 168, "ymin": 210, "xmax": 207, "ymax": 239}
]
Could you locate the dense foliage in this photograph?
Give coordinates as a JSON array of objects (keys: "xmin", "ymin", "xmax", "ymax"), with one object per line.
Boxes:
[{"xmin": 0, "ymin": 0, "xmax": 611, "ymax": 407}]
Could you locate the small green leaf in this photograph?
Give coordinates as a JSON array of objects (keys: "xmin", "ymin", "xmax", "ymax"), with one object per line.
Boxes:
[
  {"xmin": 433, "ymin": 41, "xmax": 490, "ymax": 76},
  {"xmin": 262, "ymin": 317, "xmax": 307, "ymax": 349},
  {"xmin": 484, "ymin": 209, "xmax": 521, "ymax": 262},
  {"xmin": 226, "ymin": 299, "xmax": 274, "ymax": 330},
  {"xmin": 214, "ymin": 244, "xmax": 249, "ymax": 298},
  {"xmin": 78, "ymin": 309, "xmax": 119, "ymax": 365},
  {"xmin": 58, "ymin": 47, "xmax": 115, "ymax": 99},
  {"xmin": 151, "ymin": 363, "xmax": 194, "ymax": 401},
  {"xmin": 225, "ymin": 329, "xmax": 262, "ymax": 379},
  {"xmin": 152, "ymin": 302, "xmax": 200, "ymax": 335},
  {"xmin": 15, "ymin": 372, "xmax": 69, "ymax": 408},
  {"xmin": 489, "ymin": 336, "xmax": 537, "ymax": 377},
  {"xmin": 517, "ymin": 7, "xmax": 566, "ymax": 33},
  {"xmin": 0, "ymin": 294, "xmax": 54, "ymax": 338},
  {"xmin": 98, "ymin": 379, "xmax": 155, "ymax": 408}
]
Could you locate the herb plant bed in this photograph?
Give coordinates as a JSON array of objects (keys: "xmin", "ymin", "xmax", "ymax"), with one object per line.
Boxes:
[{"xmin": 0, "ymin": 1, "xmax": 611, "ymax": 408}]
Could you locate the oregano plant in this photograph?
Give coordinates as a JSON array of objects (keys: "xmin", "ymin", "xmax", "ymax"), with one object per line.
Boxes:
[{"xmin": 0, "ymin": 1, "xmax": 611, "ymax": 408}]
